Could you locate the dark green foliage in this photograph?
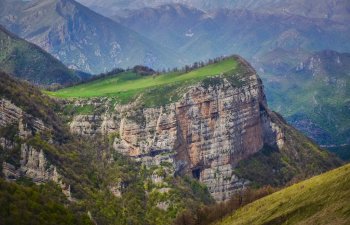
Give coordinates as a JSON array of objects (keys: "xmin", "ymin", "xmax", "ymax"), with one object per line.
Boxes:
[
  {"xmin": 0, "ymin": 179, "xmax": 92, "ymax": 225},
  {"xmin": 173, "ymin": 186, "xmax": 278, "ymax": 225},
  {"xmin": 140, "ymin": 83, "xmax": 185, "ymax": 107},
  {"xmin": 234, "ymin": 145, "xmax": 295, "ymax": 187},
  {"xmin": 182, "ymin": 176, "xmax": 213, "ymax": 205},
  {"xmin": 0, "ymin": 124, "xmax": 21, "ymax": 168},
  {"xmin": 201, "ymin": 76, "xmax": 224, "ymax": 89},
  {"xmin": 62, "ymin": 104, "xmax": 96, "ymax": 116},
  {"xmin": 0, "ymin": 123, "xmax": 19, "ymax": 141}
]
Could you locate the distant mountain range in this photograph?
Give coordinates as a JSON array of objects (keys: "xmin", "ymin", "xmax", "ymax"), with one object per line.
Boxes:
[
  {"xmin": 113, "ymin": 4, "xmax": 350, "ymax": 62},
  {"xmin": 0, "ymin": 25, "xmax": 83, "ymax": 85},
  {"xmin": 78, "ymin": 0, "xmax": 350, "ymax": 23},
  {"xmin": 0, "ymin": 0, "xmax": 181, "ymax": 73}
]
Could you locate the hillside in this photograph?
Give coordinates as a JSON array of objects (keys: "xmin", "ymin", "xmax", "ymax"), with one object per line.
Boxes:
[
  {"xmin": 0, "ymin": 179, "xmax": 92, "ymax": 225},
  {"xmin": 217, "ymin": 163, "xmax": 350, "ymax": 225},
  {"xmin": 0, "ymin": 0, "xmax": 180, "ymax": 73},
  {"xmin": 0, "ymin": 25, "xmax": 81, "ymax": 85},
  {"xmin": 0, "ymin": 72, "xmax": 214, "ymax": 225},
  {"xmin": 49, "ymin": 56, "xmax": 341, "ymax": 202}
]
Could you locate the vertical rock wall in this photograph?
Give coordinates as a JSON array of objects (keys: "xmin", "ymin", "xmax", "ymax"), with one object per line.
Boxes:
[{"xmin": 68, "ymin": 60, "xmax": 285, "ymax": 201}]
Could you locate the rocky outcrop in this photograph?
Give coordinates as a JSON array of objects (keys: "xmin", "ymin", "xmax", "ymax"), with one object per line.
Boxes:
[
  {"xmin": 0, "ymin": 98, "xmax": 71, "ymax": 199},
  {"xmin": 68, "ymin": 58, "xmax": 286, "ymax": 201},
  {"xmin": 1, "ymin": 142, "xmax": 72, "ymax": 199},
  {"xmin": 0, "ymin": 99, "xmax": 48, "ymax": 138},
  {"xmin": 2, "ymin": 144, "xmax": 58, "ymax": 181}
]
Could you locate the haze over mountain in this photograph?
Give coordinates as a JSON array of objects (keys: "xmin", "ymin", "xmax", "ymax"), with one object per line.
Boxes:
[
  {"xmin": 114, "ymin": 4, "xmax": 350, "ymax": 62},
  {"xmin": 0, "ymin": 0, "xmax": 181, "ymax": 73},
  {"xmin": 78, "ymin": 0, "xmax": 350, "ymax": 23}
]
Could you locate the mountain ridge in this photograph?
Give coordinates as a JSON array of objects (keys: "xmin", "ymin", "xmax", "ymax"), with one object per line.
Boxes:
[
  {"xmin": 77, "ymin": 0, "xmax": 350, "ymax": 23},
  {"xmin": 49, "ymin": 56, "xmax": 341, "ymax": 201},
  {"xmin": 0, "ymin": 0, "xmax": 182, "ymax": 73}
]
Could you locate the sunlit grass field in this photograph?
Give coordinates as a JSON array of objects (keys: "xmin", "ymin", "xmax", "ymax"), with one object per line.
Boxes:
[
  {"xmin": 48, "ymin": 58, "xmax": 237, "ymax": 100},
  {"xmin": 217, "ymin": 163, "xmax": 350, "ymax": 225}
]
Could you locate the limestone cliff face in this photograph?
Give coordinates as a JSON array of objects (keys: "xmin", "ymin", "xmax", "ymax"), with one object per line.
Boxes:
[
  {"xmin": 0, "ymin": 98, "xmax": 71, "ymax": 199},
  {"xmin": 0, "ymin": 98, "xmax": 48, "ymax": 138},
  {"xmin": 69, "ymin": 58, "xmax": 285, "ymax": 201},
  {"xmin": 2, "ymin": 144, "xmax": 59, "ymax": 182}
]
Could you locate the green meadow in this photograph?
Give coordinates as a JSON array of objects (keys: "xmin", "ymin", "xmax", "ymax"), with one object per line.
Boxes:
[{"xmin": 48, "ymin": 58, "xmax": 238, "ymax": 106}]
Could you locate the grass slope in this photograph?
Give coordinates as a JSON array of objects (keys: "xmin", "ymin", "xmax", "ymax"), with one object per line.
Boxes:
[
  {"xmin": 217, "ymin": 163, "xmax": 350, "ymax": 225},
  {"xmin": 49, "ymin": 57, "xmax": 239, "ymax": 106}
]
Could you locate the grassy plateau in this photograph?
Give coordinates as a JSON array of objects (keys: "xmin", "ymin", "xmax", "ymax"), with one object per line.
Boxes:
[
  {"xmin": 48, "ymin": 58, "xmax": 239, "ymax": 106},
  {"xmin": 216, "ymin": 163, "xmax": 350, "ymax": 225}
]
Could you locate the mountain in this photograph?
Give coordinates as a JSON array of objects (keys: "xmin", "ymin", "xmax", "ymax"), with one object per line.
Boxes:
[
  {"xmin": 2, "ymin": 0, "xmax": 349, "ymax": 147},
  {"xmin": 0, "ymin": 0, "xmax": 181, "ymax": 73},
  {"xmin": 77, "ymin": 0, "xmax": 350, "ymax": 23},
  {"xmin": 217, "ymin": 163, "xmax": 350, "ymax": 225},
  {"xmin": 111, "ymin": 3, "xmax": 350, "ymax": 153},
  {"xmin": 262, "ymin": 50, "xmax": 350, "ymax": 149},
  {"xmin": 0, "ymin": 25, "xmax": 82, "ymax": 85},
  {"xmin": 48, "ymin": 56, "xmax": 341, "ymax": 201},
  {"xmin": 0, "ymin": 71, "xmax": 214, "ymax": 225},
  {"xmin": 114, "ymin": 4, "xmax": 350, "ymax": 62},
  {"xmin": 113, "ymin": 4, "xmax": 207, "ymax": 53},
  {"xmin": 0, "ymin": 54, "xmax": 342, "ymax": 223}
]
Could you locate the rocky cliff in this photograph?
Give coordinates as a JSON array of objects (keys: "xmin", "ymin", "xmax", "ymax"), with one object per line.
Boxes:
[
  {"xmin": 66, "ymin": 57, "xmax": 337, "ymax": 201},
  {"xmin": 0, "ymin": 72, "xmax": 217, "ymax": 225},
  {"xmin": 0, "ymin": 98, "xmax": 72, "ymax": 198}
]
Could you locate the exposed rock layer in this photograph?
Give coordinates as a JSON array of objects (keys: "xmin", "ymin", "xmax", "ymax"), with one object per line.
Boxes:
[
  {"xmin": 69, "ymin": 58, "xmax": 285, "ymax": 201},
  {"xmin": 0, "ymin": 98, "xmax": 71, "ymax": 199}
]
